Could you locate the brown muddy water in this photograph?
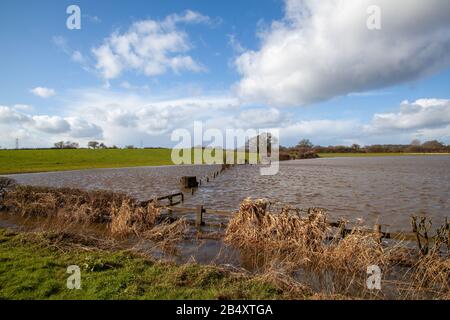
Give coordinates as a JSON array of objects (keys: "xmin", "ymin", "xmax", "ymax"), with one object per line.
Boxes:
[{"xmin": 4, "ymin": 156, "xmax": 450, "ymax": 231}]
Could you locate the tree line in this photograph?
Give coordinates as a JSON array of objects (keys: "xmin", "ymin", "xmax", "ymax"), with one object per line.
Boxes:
[
  {"xmin": 279, "ymin": 139, "xmax": 450, "ymax": 160},
  {"xmin": 52, "ymin": 141, "xmax": 136, "ymax": 149}
]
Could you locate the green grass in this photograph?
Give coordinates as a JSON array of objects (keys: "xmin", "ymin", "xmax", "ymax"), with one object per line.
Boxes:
[
  {"xmin": 0, "ymin": 229, "xmax": 297, "ymax": 300},
  {"xmin": 318, "ymin": 152, "xmax": 450, "ymax": 158},
  {"xmin": 0, "ymin": 149, "xmax": 251, "ymax": 175},
  {"xmin": 0, "ymin": 149, "xmax": 175, "ymax": 174}
]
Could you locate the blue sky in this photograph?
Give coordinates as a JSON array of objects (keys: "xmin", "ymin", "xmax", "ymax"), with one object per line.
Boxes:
[{"xmin": 1, "ymin": 0, "xmax": 450, "ymax": 148}]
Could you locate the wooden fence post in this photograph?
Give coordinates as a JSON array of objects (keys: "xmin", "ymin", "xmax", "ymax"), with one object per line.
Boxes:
[
  {"xmin": 374, "ymin": 224, "xmax": 382, "ymax": 245},
  {"xmin": 196, "ymin": 205, "xmax": 204, "ymax": 227},
  {"xmin": 338, "ymin": 220, "xmax": 349, "ymax": 239}
]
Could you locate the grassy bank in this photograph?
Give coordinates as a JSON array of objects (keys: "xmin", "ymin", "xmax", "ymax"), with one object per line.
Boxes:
[
  {"xmin": 318, "ymin": 152, "xmax": 450, "ymax": 158},
  {"xmin": 0, "ymin": 149, "xmax": 175, "ymax": 175},
  {"xmin": 0, "ymin": 149, "xmax": 252, "ymax": 175},
  {"xmin": 0, "ymin": 228, "xmax": 309, "ymax": 300}
]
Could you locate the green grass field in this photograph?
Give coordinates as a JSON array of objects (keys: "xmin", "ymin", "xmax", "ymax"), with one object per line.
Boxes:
[
  {"xmin": 0, "ymin": 148, "xmax": 252, "ymax": 175},
  {"xmin": 0, "ymin": 229, "xmax": 302, "ymax": 300},
  {"xmin": 0, "ymin": 149, "xmax": 175, "ymax": 174}
]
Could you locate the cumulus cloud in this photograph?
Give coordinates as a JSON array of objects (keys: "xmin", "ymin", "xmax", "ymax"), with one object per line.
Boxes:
[
  {"xmin": 235, "ymin": 0, "xmax": 450, "ymax": 106},
  {"xmin": 65, "ymin": 117, "xmax": 103, "ymax": 138},
  {"xmin": 0, "ymin": 105, "xmax": 104, "ymax": 148},
  {"xmin": 92, "ymin": 10, "xmax": 210, "ymax": 80},
  {"xmin": 66, "ymin": 89, "xmax": 240, "ymax": 137},
  {"xmin": 369, "ymin": 99, "xmax": 450, "ymax": 132},
  {"xmin": 3, "ymin": 92, "xmax": 449, "ymax": 148},
  {"xmin": 31, "ymin": 115, "xmax": 71, "ymax": 134},
  {"xmin": 30, "ymin": 87, "xmax": 56, "ymax": 98},
  {"xmin": 280, "ymin": 99, "xmax": 450, "ymax": 145},
  {"xmin": 0, "ymin": 106, "xmax": 30, "ymax": 123}
]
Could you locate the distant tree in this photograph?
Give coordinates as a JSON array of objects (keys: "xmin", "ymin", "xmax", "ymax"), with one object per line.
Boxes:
[
  {"xmin": 411, "ymin": 139, "xmax": 421, "ymax": 146},
  {"xmin": 54, "ymin": 141, "xmax": 64, "ymax": 149},
  {"xmin": 421, "ymin": 140, "xmax": 445, "ymax": 149},
  {"xmin": 99, "ymin": 142, "xmax": 107, "ymax": 149},
  {"xmin": 351, "ymin": 144, "xmax": 361, "ymax": 151},
  {"xmin": 88, "ymin": 141, "xmax": 99, "ymax": 149},
  {"xmin": 297, "ymin": 139, "xmax": 313, "ymax": 149},
  {"xmin": 54, "ymin": 141, "xmax": 78, "ymax": 149},
  {"xmin": 124, "ymin": 145, "xmax": 135, "ymax": 149},
  {"xmin": 64, "ymin": 141, "xmax": 79, "ymax": 149}
]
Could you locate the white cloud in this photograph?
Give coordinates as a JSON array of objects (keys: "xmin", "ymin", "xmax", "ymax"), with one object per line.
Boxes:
[
  {"xmin": 0, "ymin": 106, "xmax": 30, "ymax": 123},
  {"xmin": 0, "ymin": 105, "xmax": 103, "ymax": 148},
  {"xmin": 281, "ymin": 119, "xmax": 363, "ymax": 145},
  {"xmin": 369, "ymin": 98, "xmax": 450, "ymax": 132},
  {"xmin": 233, "ymin": 108, "xmax": 289, "ymax": 128},
  {"xmin": 227, "ymin": 34, "xmax": 245, "ymax": 54},
  {"xmin": 65, "ymin": 117, "xmax": 103, "ymax": 138},
  {"xmin": 66, "ymin": 89, "xmax": 240, "ymax": 137},
  {"xmin": 235, "ymin": 0, "xmax": 450, "ymax": 106},
  {"xmin": 30, "ymin": 87, "xmax": 56, "ymax": 98},
  {"xmin": 31, "ymin": 115, "xmax": 70, "ymax": 134},
  {"xmin": 165, "ymin": 10, "xmax": 211, "ymax": 25},
  {"xmin": 83, "ymin": 14, "xmax": 101, "ymax": 24},
  {"xmin": 13, "ymin": 104, "xmax": 34, "ymax": 112},
  {"xmin": 280, "ymin": 99, "xmax": 450, "ymax": 145},
  {"xmin": 92, "ymin": 10, "xmax": 210, "ymax": 80},
  {"xmin": 71, "ymin": 51, "xmax": 85, "ymax": 63},
  {"xmin": 3, "ymin": 92, "xmax": 449, "ymax": 148}
]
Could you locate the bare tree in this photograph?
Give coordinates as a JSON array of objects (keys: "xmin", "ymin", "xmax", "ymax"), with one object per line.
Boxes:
[
  {"xmin": 54, "ymin": 141, "xmax": 64, "ymax": 149},
  {"xmin": 88, "ymin": 141, "xmax": 99, "ymax": 149},
  {"xmin": 297, "ymin": 139, "xmax": 313, "ymax": 149}
]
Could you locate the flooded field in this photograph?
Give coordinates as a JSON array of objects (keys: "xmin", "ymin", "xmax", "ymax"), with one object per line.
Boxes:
[{"xmin": 4, "ymin": 156, "xmax": 450, "ymax": 231}]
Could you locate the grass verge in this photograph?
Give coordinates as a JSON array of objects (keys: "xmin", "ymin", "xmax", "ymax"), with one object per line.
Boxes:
[
  {"xmin": 0, "ymin": 149, "xmax": 174, "ymax": 174},
  {"xmin": 0, "ymin": 228, "xmax": 311, "ymax": 300},
  {"xmin": 0, "ymin": 148, "xmax": 253, "ymax": 175}
]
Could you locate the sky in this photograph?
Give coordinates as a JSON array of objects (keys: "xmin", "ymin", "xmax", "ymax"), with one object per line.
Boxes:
[{"xmin": 0, "ymin": 0, "xmax": 450, "ymax": 149}]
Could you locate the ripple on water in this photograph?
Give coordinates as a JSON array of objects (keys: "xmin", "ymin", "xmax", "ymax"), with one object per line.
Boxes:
[{"xmin": 4, "ymin": 156, "xmax": 450, "ymax": 230}]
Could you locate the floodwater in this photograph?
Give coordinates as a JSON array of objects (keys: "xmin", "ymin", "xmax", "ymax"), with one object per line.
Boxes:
[
  {"xmin": 2, "ymin": 156, "xmax": 449, "ymax": 296},
  {"xmin": 4, "ymin": 156, "xmax": 450, "ymax": 231}
]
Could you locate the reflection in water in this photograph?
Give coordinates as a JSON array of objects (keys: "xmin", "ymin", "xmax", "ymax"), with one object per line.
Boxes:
[{"xmin": 4, "ymin": 156, "xmax": 450, "ymax": 231}]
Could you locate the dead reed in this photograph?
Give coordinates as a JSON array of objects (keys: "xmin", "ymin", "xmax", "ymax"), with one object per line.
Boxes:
[
  {"xmin": 224, "ymin": 198, "xmax": 449, "ymax": 299},
  {"xmin": 1, "ymin": 185, "xmax": 185, "ymax": 242},
  {"xmin": 109, "ymin": 200, "xmax": 160, "ymax": 238},
  {"xmin": 2, "ymin": 185, "xmax": 130, "ymax": 223}
]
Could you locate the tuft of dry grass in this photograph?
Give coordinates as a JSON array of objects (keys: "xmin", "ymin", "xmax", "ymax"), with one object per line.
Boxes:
[
  {"xmin": 225, "ymin": 198, "xmax": 390, "ymax": 273},
  {"xmin": 225, "ymin": 199, "xmax": 331, "ymax": 252},
  {"xmin": 402, "ymin": 248, "xmax": 450, "ymax": 299},
  {"xmin": 109, "ymin": 200, "xmax": 160, "ymax": 238},
  {"xmin": 225, "ymin": 198, "xmax": 449, "ymax": 299},
  {"xmin": 1, "ymin": 185, "xmax": 186, "ymax": 245},
  {"xmin": 2, "ymin": 185, "xmax": 130, "ymax": 223}
]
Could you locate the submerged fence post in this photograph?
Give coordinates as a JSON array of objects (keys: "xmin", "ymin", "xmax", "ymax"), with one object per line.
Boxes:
[
  {"xmin": 338, "ymin": 220, "xmax": 347, "ymax": 239},
  {"xmin": 374, "ymin": 224, "xmax": 382, "ymax": 245},
  {"xmin": 196, "ymin": 205, "xmax": 204, "ymax": 227}
]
